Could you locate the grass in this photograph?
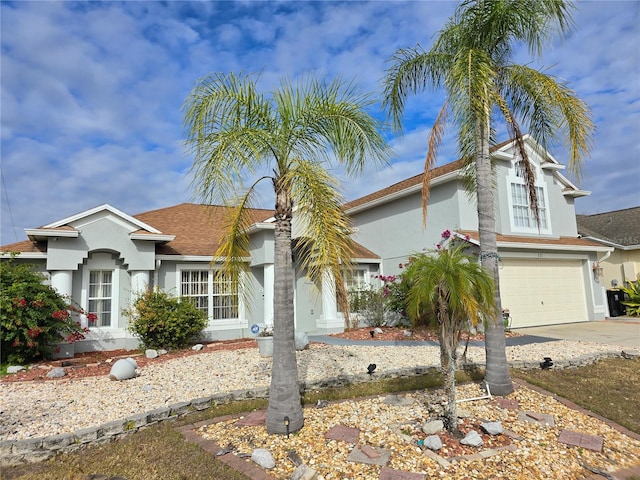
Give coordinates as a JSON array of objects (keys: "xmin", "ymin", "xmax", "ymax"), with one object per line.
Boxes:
[{"xmin": 1, "ymin": 358, "xmax": 637, "ymax": 479}]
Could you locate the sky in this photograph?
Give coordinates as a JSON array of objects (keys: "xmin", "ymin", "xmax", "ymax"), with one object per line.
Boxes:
[{"xmin": 1, "ymin": 0, "xmax": 639, "ymax": 246}]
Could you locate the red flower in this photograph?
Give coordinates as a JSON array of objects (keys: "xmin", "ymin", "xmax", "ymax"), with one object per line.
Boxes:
[
  {"xmin": 52, "ymin": 310, "xmax": 69, "ymax": 320},
  {"xmin": 13, "ymin": 298, "xmax": 27, "ymax": 307},
  {"xmin": 87, "ymin": 313, "xmax": 98, "ymax": 323}
]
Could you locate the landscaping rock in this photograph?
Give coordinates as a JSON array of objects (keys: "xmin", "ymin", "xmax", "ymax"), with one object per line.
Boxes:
[
  {"xmin": 621, "ymin": 349, "xmax": 639, "ymax": 359},
  {"xmin": 383, "ymin": 394, "xmax": 414, "ymax": 406},
  {"xmin": 290, "ymin": 463, "xmax": 318, "ymax": 480},
  {"xmin": 157, "ymin": 349, "xmax": 168, "ymax": 355},
  {"xmin": 422, "ymin": 419, "xmax": 444, "ymax": 435},
  {"xmin": 6, "ymin": 366, "xmax": 25, "ymax": 374},
  {"xmin": 460, "ymin": 430, "xmax": 483, "ymax": 447},
  {"xmin": 423, "ymin": 435, "xmax": 443, "ymax": 451},
  {"xmin": 481, "ymin": 421, "xmax": 503, "ymax": 436},
  {"xmin": 145, "ymin": 349, "xmax": 158, "ymax": 359},
  {"xmin": 108, "ymin": 359, "xmax": 137, "ymax": 381},
  {"xmin": 192, "ymin": 344, "xmax": 204, "ymax": 351},
  {"xmin": 295, "ymin": 331, "xmax": 310, "ymax": 351},
  {"xmin": 374, "ymin": 327, "xmax": 384, "ymax": 334},
  {"xmin": 403, "ymin": 330, "xmax": 412, "ymax": 337},
  {"xmin": 251, "ymin": 448, "xmax": 275, "ymax": 469},
  {"xmin": 47, "ymin": 367, "xmax": 66, "ymax": 378},
  {"xmin": 456, "ymin": 408, "xmax": 472, "ymax": 418}
]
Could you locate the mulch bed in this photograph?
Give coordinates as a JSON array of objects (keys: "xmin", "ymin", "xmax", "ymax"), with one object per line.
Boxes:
[{"xmin": 331, "ymin": 326, "xmax": 521, "ymax": 342}]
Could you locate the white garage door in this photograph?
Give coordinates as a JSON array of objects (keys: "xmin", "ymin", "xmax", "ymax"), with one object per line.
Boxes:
[{"xmin": 500, "ymin": 259, "xmax": 587, "ymax": 328}]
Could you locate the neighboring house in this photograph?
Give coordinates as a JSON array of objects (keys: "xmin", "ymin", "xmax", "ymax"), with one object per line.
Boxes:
[
  {"xmin": 345, "ymin": 135, "xmax": 611, "ymax": 328},
  {"xmin": 0, "ymin": 135, "xmax": 612, "ymax": 351},
  {"xmin": 576, "ymin": 206, "xmax": 640, "ymax": 290}
]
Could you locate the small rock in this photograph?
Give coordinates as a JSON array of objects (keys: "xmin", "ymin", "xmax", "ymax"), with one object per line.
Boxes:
[
  {"xmin": 621, "ymin": 349, "xmax": 639, "ymax": 359},
  {"xmin": 47, "ymin": 367, "xmax": 66, "ymax": 378},
  {"xmin": 290, "ymin": 463, "xmax": 318, "ymax": 480},
  {"xmin": 481, "ymin": 421, "xmax": 503, "ymax": 435},
  {"xmin": 192, "ymin": 344, "xmax": 204, "ymax": 351},
  {"xmin": 374, "ymin": 327, "xmax": 383, "ymax": 334},
  {"xmin": 145, "ymin": 349, "xmax": 158, "ymax": 359},
  {"xmin": 403, "ymin": 330, "xmax": 412, "ymax": 337},
  {"xmin": 383, "ymin": 394, "xmax": 414, "ymax": 406},
  {"xmin": 422, "ymin": 419, "xmax": 444, "ymax": 435},
  {"xmin": 6, "ymin": 366, "xmax": 25, "ymax": 374},
  {"xmin": 142, "ymin": 385, "xmax": 153, "ymax": 392},
  {"xmin": 423, "ymin": 435, "xmax": 443, "ymax": 451},
  {"xmin": 361, "ymin": 445, "xmax": 380, "ymax": 459},
  {"xmin": 316, "ymin": 400, "xmax": 329, "ymax": 409},
  {"xmin": 460, "ymin": 430, "xmax": 484, "ymax": 447},
  {"xmin": 157, "ymin": 349, "xmax": 168, "ymax": 355},
  {"xmin": 251, "ymin": 448, "xmax": 275, "ymax": 469},
  {"xmin": 286, "ymin": 449, "xmax": 303, "ymax": 467}
]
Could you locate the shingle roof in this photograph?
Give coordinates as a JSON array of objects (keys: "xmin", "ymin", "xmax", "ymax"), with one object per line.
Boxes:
[
  {"xmin": 576, "ymin": 207, "xmax": 640, "ymax": 247},
  {"xmin": 0, "ymin": 240, "xmax": 47, "ymax": 254},
  {"xmin": 133, "ymin": 203, "xmax": 275, "ymax": 256},
  {"xmin": 459, "ymin": 230, "xmax": 605, "ymax": 248}
]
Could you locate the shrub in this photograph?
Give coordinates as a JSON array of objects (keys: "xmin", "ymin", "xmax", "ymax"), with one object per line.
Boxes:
[
  {"xmin": 620, "ymin": 276, "xmax": 640, "ymax": 317},
  {"xmin": 1, "ymin": 259, "xmax": 89, "ymax": 364},
  {"xmin": 348, "ymin": 284, "xmax": 389, "ymax": 327},
  {"xmin": 125, "ymin": 288, "xmax": 208, "ymax": 349}
]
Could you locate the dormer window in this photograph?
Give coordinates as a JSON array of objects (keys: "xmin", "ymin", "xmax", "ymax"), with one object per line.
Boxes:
[{"xmin": 507, "ymin": 159, "xmax": 551, "ymax": 234}]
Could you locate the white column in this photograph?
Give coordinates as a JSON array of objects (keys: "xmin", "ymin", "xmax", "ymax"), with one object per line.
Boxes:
[
  {"xmin": 50, "ymin": 270, "xmax": 73, "ymax": 297},
  {"xmin": 263, "ymin": 264, "xmax": 274, "ymax": 327},
  {"xmin": 318, "ymin": 270, "xmax": 342, "ymax": 333},
  {"xmin": 130, "ymin": 271, "xmax": 150, "ymax": 297}
]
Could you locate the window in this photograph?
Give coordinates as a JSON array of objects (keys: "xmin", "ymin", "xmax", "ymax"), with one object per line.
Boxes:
[
  {"xmin": 343, "ymin": 269, "xmax": 368, "ymax": 291},
  {"xmin": 88, "ymin": 270, "xmax": 112, "ymax": 327},
  {"xmin": 180, "ymin": 269, "xmax": 238, "ymax": 321},
  {"xmin": 510, "ymin": 183, "xmax": 548, "ymax": 230}
]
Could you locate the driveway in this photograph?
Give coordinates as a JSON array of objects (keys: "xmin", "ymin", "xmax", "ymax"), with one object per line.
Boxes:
[{"xmin": 512, "ymin": 318, "xmax": 640, "ymax": 349}]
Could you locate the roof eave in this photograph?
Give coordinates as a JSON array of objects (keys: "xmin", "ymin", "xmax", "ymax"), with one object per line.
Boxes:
[{"xmin": 24, "ymin": 229, "xmax": 79, "ymax": 241}]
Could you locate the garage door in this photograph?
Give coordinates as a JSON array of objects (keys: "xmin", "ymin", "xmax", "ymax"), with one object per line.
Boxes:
[{"xmin": 499, "ymin": 259, "xmax": 587, "ymax": 328}]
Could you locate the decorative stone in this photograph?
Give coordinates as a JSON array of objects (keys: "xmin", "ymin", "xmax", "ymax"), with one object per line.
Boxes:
[
  {"xmin": 145, "ymin": 349, "xmax": 158, "ymax": 359},
  {"xmin": 6, "ymin": 366, "xmax": 25, "ymax": 374},
  {"xmin": 460, "ymin": 430, "xmax": 483, "ymax": 447},
  {"xmin": 316, "ymin": 400, "xmax": 329, "ymax": 409},
  {"xmin": 423, "ymin": 435, "xmax": 443, "ymax": 451},
  {"xmin": 290, "ymin": 463, "xmax": 318, "ymax": 480},
  {"xmin": 157, "ymin": 349, "xmax": 168, "ymax": 355},
  {"xmin": 47, "ymin": 367, "xmax": 66, "ymax": 378},
  {"xmin": 192, "ymin": 344, "xmax": 204, "ymax": 351},
  {"xmin": 383, "ymin": 394, "xmax": 414, "ymax": 406},
  {"xmin": 251, "ymin": 448, "xmax": 275, "ymax": 469},
  {"xmin": 403, "ymin": 330, "xmax": 412, "ymax": 337},
  {"xmin": 422, "ymin": 420, "xmax": 444, "ymax": 435},
  {"xmin": 109, "ymin": 358, "xmax": 137, "ymax": 381},
  {"xmin": 481, "ymin": 421, "xmax": 503, "ymax": 436},
  {"xmin": 347, "ymin": 445, "xmax": 390, "ymax": 466},
  {"xmin": 295, "ymin": 331, "xmax": 310, "ymax": 350},
  {"xmin": 621, "ymin": 349, "xmax": 639, "ymax": 359},
  {"xmin": 456, "ymin": 408, "xmax": 472, "ymax": 418},
  {"xmin": 374, "ymin": 327, "xmax": 383, "ymax": 334}
]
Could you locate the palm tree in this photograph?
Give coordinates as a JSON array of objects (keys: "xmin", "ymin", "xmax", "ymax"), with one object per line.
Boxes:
[
  {"xmin": 183, "ymin": 72, "xmax": 390, "ymax": 434},
  {"xmin": 383, "ymin": 0, "xmax": 594, "ymax": 395},
  {"xmin": 403, "ymin": 233, "xmax": 495, "ymax": 434}
]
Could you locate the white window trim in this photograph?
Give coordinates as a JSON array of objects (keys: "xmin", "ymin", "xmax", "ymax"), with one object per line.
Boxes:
[
  {"xmin": 177, "ymin": 264, "xmax": 246, "ymax": 328},
  {"xmin": 343, "ymin": 267, "xmax": 371, "ymax": 291},
  {"xmin": 81, "ymin": 266, "xmax": 119, "ymax": 330},
  {"xmin": 506, "ymin": 162, "xmax": 552, "ymax": 235}
]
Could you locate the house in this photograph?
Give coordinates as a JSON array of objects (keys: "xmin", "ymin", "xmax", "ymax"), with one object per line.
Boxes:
[
  {"xmin": 576, "ymin": 207, "xmax": 640, "ymax": 289},
  {"xmin": 0, "ymin": 135, "xmax": 611, "ymax": 351},
  {"xmin": 344, "ymin": 135, "xmax": 611, "ymax": 328}
]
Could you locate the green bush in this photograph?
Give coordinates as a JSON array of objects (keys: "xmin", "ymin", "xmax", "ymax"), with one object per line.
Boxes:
[
  {"xmin": 348, "ymin": 284, "xmax": 388, "ymax": 327},
  {"xmin": 1, "ymin": 259, "xmax": 89, "ymax": 364},
  {"xmin": 125, "ymin": 288, "xmax": 208, "ymax": 349},
  {"xmin": 621, "ymin": 276, "xmax": 640, "ymax": 317}
]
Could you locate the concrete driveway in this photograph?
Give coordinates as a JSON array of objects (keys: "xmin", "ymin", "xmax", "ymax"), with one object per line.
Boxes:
[{"xmin": 513, "ymin": 318, "xmax": 640, "ymax": 349}]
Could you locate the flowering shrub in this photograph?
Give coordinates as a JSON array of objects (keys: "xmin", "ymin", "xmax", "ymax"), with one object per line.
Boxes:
[
  {"xmin": 1, "ymin": 259, "xmax": 90, "ymax": 364},
  {"xmin": 124, "ymin": 288, "xmax": 208, "ymax": 349}
]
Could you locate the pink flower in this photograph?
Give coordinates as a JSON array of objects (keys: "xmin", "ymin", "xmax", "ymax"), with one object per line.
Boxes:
[
  {"xmin": 398, "ymin": 263, "xmax": 403, "ymax": 269},
  {"xmin": 441, "ymin": 229, "xmax": 451, "ymax": 239}
]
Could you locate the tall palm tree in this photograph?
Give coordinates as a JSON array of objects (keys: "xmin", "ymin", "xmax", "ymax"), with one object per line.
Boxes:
[
  {"xmin": 183, "ymin": 72, "xmax": 390, "ymax": 434},
  {"xmin": 383, "ymin": 0, "xmax": 594, "ymax": 395},
  {"xmin": 403, "ymin": 233, "xmax": 495, "ymax": 434}
]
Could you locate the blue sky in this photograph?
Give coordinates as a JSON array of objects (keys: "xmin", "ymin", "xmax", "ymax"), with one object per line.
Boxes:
[{"xmin": 1, "ymin": 1, "xmax": 639, "ymax": 246}]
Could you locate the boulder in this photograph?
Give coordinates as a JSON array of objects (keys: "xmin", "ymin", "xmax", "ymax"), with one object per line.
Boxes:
[
  {"xmin": 480, "ymin": 421, "xmax": 503, "ymax": 436},
  {"xmin": 423, "ymin": 435, "xmax": 443, "ymax": 451},
  {"xmin": 622, "ymin": 349, "xmax": 639, "ymax": 359},
  {"xmin": 47, "ymin": 367, "xmax": 66, "ymax": 378},
  {"xmin": 374, "ymin": 327, "xmax": 383, "ymax": 334},
  {"xmin": 192, "ymin": 344, "xmax": 204, "ymax": 351},
  {"xmin": 422, "ymin": 419, "xmax": 444, "ymax": 435},
  {"xmin": 109, "ymin": 358, "xmax": 138, "ymax": 381},
  {"xmin": 145, "ymin": 349, "xmax": 158, "ymax": 359},
  {"xmin": 251, "ymin": 448, "xmax": 275, "ymax": 469},
  {"xmin": 157, "ymin": 349, "xmax": 168, "ymax": 355},
  {"xmin": 6, "ymin": 366, "xmax": 25, "ymax": 374},
  {"xmin": 460, "ymin": 430, "xmax": 483, "ymax": 447}
]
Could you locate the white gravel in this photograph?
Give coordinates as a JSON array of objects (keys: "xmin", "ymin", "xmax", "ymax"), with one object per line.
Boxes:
[{"xmin": 0, "ymin": 340, "xmax": 625, "ymax": 442}]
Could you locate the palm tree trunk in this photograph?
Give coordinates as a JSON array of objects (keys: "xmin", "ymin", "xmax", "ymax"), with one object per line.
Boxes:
[
  {"xmin": 475, "ymin": 118, "xmax": 514, "ymax": 396},
  {"xmin": 438, "ymin": 291, "xmax": 460, "ymax": 435},
  {"xmin": 266, "ymin": 182, "xmax": 304, "ymax": 434}
]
